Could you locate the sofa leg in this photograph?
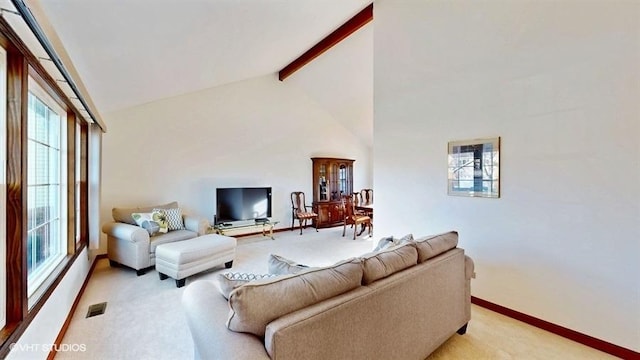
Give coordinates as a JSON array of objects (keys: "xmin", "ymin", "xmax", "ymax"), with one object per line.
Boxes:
[
  {"xmin": 109, "ymin": 260, "xmax": 118, "ymax": 267},
  {"xmin": 176, "ymin": 278, "xmax": 186, "ymax": 288},
  {"xmin": 457, "ymin": 323, "xmax": 468, "ymax": 335},
  {"xmin": 225, "ymin": 260, "xmax": 233, "ymax": 269},
  {"xmin": 159, "ymin": 272, "xmax": 168, "ymax": 280},
  {"xmin": 136, "ymin": 269, "xmax": 146, "ymax": 276}
]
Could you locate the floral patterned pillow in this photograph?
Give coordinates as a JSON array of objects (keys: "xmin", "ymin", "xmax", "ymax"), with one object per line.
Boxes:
[{"xmin": 131, "ymin": 211, "xmax": 168, "ymax": 236}]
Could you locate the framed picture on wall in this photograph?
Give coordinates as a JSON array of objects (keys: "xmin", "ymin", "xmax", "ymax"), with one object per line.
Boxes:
[{"xmin": 447, "ymin": 137, "xmax": 500, "ymax": 198}]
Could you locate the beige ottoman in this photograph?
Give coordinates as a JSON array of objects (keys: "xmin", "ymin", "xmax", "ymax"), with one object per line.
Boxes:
[{"xmin": 155, "ymin": 234, "xmax": 236, "ymax": 288}]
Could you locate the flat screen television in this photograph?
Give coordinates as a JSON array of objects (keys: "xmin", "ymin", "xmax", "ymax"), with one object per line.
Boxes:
[{"xmin": 216, "ymin": 187, "xmax": 272, "ymax": 223}]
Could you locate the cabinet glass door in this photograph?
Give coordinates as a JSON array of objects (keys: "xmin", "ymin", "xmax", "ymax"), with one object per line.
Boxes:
[
  {"xmin": 318, "ymin": 163, "xmax": 328, "ymax": 201},
  {"xmin": 338, "ymin": 165, "xmax": 347, "ymax": 196},
  {"xmin": 330, "ymin": 163, "xmax": 340, "ymax": 200}
]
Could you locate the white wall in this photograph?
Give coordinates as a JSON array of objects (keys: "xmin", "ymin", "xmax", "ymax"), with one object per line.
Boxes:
[
  {"xmin": 7, "ymin": 248, "xmax": 92, "ymax": 360},
  {"xmin": 100, "ymin": 74, "xmax": 372, "ymax": 251},
  {"xmin": 286, "ymin": 23, "xmax": 373, "ymax": 157},
  {"xmin": 374, "ymin": 0, "xmax": 639, "ymax": 351}
]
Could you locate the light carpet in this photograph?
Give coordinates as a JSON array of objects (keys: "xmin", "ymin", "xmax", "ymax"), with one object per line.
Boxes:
[{"xmin": 55, "ymin": 227, "xmax": 615, "ymax": 360}]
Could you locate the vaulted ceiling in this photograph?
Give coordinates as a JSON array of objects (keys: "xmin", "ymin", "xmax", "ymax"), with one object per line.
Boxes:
[{"xmin": 35, "ymin": 0, "xmax": 372, "ymax": 144}]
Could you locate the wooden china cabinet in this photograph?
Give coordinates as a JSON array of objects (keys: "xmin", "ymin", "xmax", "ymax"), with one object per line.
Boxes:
[{"xmin": 311, "ymin": 157, "xmax": 354, "ymax": 228}]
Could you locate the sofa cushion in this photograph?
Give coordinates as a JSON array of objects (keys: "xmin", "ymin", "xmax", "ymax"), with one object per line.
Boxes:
[
  {"xmin": 218, "ymin": 272, "xmax": 279, "ymax": 300},
  {"xmin": 268, "ymin": 254, "xmax": 310, "ymax": 275},
  {"xmin": 149, "ymin": 229, "xmax": 197, "ymax": 253},
  {"xmin": 361, "ymin": 243, "xmax": 418, "ymax": 285},
  {"xmin": 112, "ymin": 201, "xmax": 179, "ymax": 225},
  {"xmin": 413, "ymin": 231, "xmax": 459, "ymax": 263},
  {"xmin": 227, "ymin": 257, "xmax": 363, "ymax": 337}
]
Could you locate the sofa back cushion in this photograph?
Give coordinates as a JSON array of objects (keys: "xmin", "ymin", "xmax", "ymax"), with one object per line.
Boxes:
[
  {"xmin": 227, "ymin": 258, "xmax": 363, "ymax": 337},
  {"xmin": 361, "ymin": 243, "xmax": 418, "ymax": 285},
  {"xmin": 413, "ymin": 231, "xmax": 458, "ymax": 263},
  {"xmin": 112, "ymin": 201, "xmax": 179, "ymax": 225}
]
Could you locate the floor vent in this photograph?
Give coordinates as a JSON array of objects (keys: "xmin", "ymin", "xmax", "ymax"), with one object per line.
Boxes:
[{"xmin": 86, "ymin": 302, "xmax": 107, "ymax": 318}]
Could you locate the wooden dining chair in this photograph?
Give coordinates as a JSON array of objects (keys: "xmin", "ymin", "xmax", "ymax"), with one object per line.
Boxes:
[
  {"xmin": 352, "ymin": 192, "xmax": 366, "ymax": 216},
  {"xmin": 360, "ymin": 188, "xmax": 373, "ymax": 204},
  {"xmin": 341, "ymin": 195, "xmax": 371, "ymax": 240},
  {"xmin": 359, "ymin": 188, "xmax": 374, "ymax": 218},
  {"xmin": 290, "ymin": 191, "xmax": 318, "ymax": 235}
]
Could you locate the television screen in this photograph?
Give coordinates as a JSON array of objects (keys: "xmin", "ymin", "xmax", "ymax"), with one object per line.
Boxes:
[{"xmin": 216, "ymin": 187, "xmax": 272, "ymax": 223}]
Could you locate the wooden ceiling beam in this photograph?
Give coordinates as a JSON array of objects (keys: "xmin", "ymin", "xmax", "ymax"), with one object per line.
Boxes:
[{"xmin": 278, "ymin": 3, "xmax": 373, "ymax": 81}]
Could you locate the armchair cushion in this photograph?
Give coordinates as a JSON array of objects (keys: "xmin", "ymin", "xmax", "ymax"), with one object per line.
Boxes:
[{"xmin": 149, "ymin": 230, "xmax": 199, "ymax": 253}]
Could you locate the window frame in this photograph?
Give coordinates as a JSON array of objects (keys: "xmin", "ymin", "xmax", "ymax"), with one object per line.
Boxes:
[
  {"xmin": 0, "ymin": 16, "xmax": 91, "ymax": 357},
  {"xmin": 0, "ymin": 40, "xmax": 7, "ymax": 332},
  {"xmin": 25, "ymin": 77, "xmax": 69, "ymax": 302}
]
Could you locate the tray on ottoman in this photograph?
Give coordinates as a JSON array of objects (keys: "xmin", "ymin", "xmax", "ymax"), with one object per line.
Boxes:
[{"xmin": 155, "ymin": 234, "xmax": 237, "ymax": 288}]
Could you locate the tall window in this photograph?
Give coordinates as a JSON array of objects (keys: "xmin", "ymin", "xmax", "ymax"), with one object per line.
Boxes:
[
  {"xmin": 26, "ymin": 79, "xmax": 67, "ymax": 298},
  {"xmin": 1, "ymin": 21, "xmax": 99, "ymax": 356},
  {"xmin": 0, "ymin": 45, "xmax": 7, "ymax": 330}
]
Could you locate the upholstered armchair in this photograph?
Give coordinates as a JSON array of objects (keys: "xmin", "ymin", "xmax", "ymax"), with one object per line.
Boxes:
[{"xmin": 102, "ymin": 201, "xmax": 209, "ymax": 275}]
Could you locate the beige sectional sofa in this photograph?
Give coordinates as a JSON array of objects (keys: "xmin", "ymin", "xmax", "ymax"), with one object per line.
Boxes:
[{"xmin": 182, "ymin": 231, "xmax": 474, "ymax": 360}]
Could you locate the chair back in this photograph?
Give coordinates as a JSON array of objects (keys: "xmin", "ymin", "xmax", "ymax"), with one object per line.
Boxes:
[
  {"xmin": 352, "ymin": 192, "xmax": 362, "ymax": 206},
  {"xmin": 291, "ymin": 192, "xmax": 307, "ymax": 215},
  {"xmin": 361, "ymin": 188, "xmax": 373, "ymax": 204},
  {"xmin": 342, "ymin": 195, "xmax": 356, "ymax": 219}
]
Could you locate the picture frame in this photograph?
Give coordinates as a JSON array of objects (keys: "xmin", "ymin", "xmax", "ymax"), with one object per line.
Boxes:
[{"xmin": 447, "ymin": 137, "xmax": 500, "ymax": 198}]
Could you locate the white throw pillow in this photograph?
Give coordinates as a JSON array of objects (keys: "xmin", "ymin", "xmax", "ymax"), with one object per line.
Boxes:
[
  {"xmin": 373, "ymin": 236, "xmax": 394, "ymax": 252},
  {"xmin": 372, "ymin": 234, "xmax": 413, "ymax": 252},
  {"xmin": 268, "ymin": 254, "xmax": 310, "ymax": 275}
]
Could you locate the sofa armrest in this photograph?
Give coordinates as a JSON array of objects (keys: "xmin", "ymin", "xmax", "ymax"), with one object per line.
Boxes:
[
  {"xmin": 102, "ymin": 222, "xmax": 149, "ymax": 243},
  {"xmin": 465, "ymin": 255, "xmax": 475, "ymax": 279},
  {"xmin": 182, "ymin": 280, "xmax": 269, "ymax": 360},
  {"xmin": 184, "ymin": 215, "xmax": 209, "ymax": 235}
]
